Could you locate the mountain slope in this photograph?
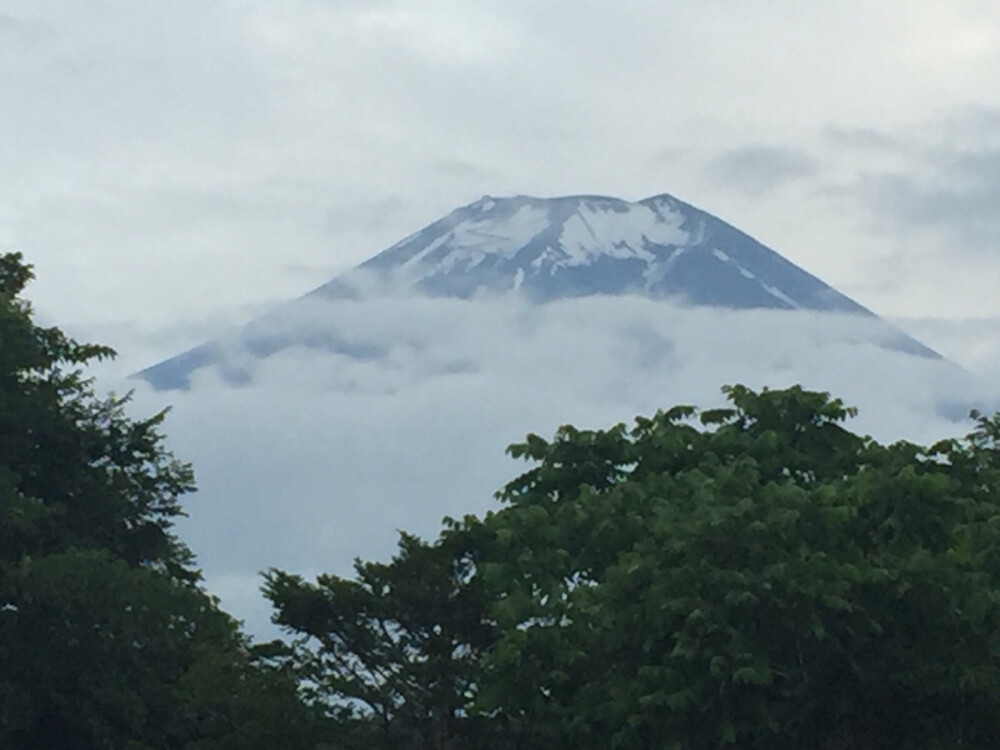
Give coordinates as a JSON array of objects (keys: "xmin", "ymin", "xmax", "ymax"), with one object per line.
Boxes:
[{"xmin": 139, "ymin": 193, "xmax": 940, "ymax": 390}]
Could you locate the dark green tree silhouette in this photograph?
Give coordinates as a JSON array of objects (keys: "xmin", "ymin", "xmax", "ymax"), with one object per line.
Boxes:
[
  {"xmin": 264, "ymin": 531, "xmax": 506, "ymax": 749},
  {"xmin": 0, "ymin": 252, "xmax": 318, "ymax": 749}
]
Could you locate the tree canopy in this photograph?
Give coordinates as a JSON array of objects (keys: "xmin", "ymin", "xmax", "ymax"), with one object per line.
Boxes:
[
  {"xmin": 0, "ymin": 252, "xmax": 317, "ymax": 748},
  {"xmin": 268, "ymin": 384, "xmax": 1000, "ymax": 749}
]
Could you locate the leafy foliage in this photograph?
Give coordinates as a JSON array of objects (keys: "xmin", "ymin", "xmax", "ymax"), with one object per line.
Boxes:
[
  {"xmin": 264, "ymin": 532, "xmax": 508, "ymax": 749},
  {"xmin": 0, "ymin": 252, "xmax": 194, "ymax": 578},
  {"xmin": 0, "ymin": 253, "xmax": 318, "ymax": 749},
  {"xmin": 272, "ymin": 383, "xmax": 1000, "ymax": 748}
]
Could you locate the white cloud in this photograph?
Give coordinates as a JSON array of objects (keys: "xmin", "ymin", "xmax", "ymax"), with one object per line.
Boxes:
[
  {"xmin": 112, "ymin": 295, "xmax": 998, "ymax": 638},
  {"xmin": 891, "ymin": 316, "xmax": 1000, "ymax": 382}
]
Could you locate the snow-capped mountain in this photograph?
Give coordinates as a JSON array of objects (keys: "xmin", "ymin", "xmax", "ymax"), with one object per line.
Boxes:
[
  {"xmin": 331, "ymin": 193, "xmax": 863, "ymax": 310},
  {"xmin": 139, "ymin": 192, "xmax": 940, "ymax": 389}
]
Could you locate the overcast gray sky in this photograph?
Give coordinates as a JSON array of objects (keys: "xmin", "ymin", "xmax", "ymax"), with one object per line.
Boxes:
[
  {"xmin": 4, "ymin": 1, "xmax": 1000, "ymax": 352},
  {"xmin": 5, "ymin": 1, "xmax": 1000, "ymax": 636}
]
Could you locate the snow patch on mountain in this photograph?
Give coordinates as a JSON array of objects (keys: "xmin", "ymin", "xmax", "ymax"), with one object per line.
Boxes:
[{"xmin": 553, "ymin": 200, "xmax": 689, "ymax": 266}]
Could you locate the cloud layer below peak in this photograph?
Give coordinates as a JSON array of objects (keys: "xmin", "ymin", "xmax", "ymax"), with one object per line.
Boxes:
[{"xmin": 117, "ymin": 295, "xmax": 997, "ymax": 638}]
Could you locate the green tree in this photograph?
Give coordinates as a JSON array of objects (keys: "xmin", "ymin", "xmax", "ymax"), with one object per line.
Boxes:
[
  {"xmin": 272, "ymin": 384, "xmax": 1000, "ymax": 749},
  {"xmin": 264, "ymin": 532, "xmax": 508, "ymax": 749},
  {"xmin": 0, "ymin": 252, "xmax": 318, "ymax": 748},
  {"xmin": 465, "ymin": 385, "xmax": 1000, "ymax": 748},
  {"xmin": 0, "ymin": 254, "xmax": 194, "ymax": 580}
]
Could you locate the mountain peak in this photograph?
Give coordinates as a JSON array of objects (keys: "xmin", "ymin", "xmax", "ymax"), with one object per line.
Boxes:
[
  {"xmin": 357, "ymin": 193, "xmax": 688, "ymax": 284},
  {"xmin": 338, "ymin": 192, "xmax": 843, "ymax": 310}
]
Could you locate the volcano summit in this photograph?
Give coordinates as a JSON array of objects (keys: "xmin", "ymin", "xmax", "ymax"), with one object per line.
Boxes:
[{"xmin": 139, "ymin": 192, "xmax": 939, "ymax": 389}]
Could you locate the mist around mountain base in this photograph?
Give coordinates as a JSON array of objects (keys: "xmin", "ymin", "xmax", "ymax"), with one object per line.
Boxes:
[{"xmin": 121, "ymin": 293, "xmax": 998, "ymax": 639}]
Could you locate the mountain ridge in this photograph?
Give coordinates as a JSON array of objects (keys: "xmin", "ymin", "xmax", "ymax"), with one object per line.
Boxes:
[{"xmin": 138, "ymin": 192, "xmax": 941, "ymax": 390}]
